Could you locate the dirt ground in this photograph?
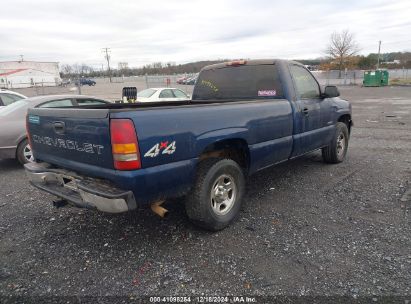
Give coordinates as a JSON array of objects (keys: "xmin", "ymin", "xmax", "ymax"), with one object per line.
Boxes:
[{"xmin": 0, "ymin": 85, "xmax": 410, "ymax": 302}]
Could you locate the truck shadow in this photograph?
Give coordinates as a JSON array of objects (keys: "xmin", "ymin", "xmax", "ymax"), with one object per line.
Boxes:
[
  {"xmin": 40, "ymin": 151, "xmax": 328, "ymax": 255},
  {"xmin": 0, "ymin": 159, "xmax": 22, "ymax": 172}
]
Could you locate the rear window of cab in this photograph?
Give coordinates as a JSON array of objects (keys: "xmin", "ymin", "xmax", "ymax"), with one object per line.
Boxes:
[{"xmin": 192, "ymin": 64, "xmax": 284, "ymax": 101}]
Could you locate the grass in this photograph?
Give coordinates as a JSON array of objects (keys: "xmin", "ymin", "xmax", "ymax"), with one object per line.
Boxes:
[{"xmin": 389, "ymin": 78, "xmax": 411, "ymax": 85}]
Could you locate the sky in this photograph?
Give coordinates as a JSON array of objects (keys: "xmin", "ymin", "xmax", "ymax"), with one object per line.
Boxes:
[{"xmin": 1, "ymin": 0, "xmax": 411, "ymax": 69}]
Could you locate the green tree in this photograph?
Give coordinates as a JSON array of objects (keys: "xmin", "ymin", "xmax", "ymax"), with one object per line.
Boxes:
[{"xmin": 357, "ymin": 54, "xmax": 378, "ymax": 69}]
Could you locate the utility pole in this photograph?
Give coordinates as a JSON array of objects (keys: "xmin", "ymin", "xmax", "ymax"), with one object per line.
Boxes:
[
  {"xmin": 102, "ymin": 48, "xmax": 112, "ymax": 83},
  {"xmin": 77, "ymin": 77, "xmax": 82, "ymax": 95},
  {"xmin": 376, "ymin": 40, "xmax": 381, "ymax": 70}
]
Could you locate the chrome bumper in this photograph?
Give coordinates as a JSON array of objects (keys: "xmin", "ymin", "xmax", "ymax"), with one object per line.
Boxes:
[{"xmin": 24, "ymin": 162, "xmax": 137, "ymax": 213}]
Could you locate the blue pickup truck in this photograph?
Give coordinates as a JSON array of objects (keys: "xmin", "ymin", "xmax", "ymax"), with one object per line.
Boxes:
[
  {"xmin": 74, "ymin": 78, "xmax": 96, "ymax": 86},
  {"xmin": 25, "ymin": 59, "xmax": 352, "ymax": 230}
]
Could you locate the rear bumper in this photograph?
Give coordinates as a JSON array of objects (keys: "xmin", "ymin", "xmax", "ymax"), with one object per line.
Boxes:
[{"xmin": 24, "ymin": 162, "xmax": 137, "ymax": 213}]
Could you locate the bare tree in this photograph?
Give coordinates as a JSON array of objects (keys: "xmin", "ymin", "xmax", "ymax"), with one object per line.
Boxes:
[
  {"xmin": 118, "ymin": 62, "xmax": 129, "ymax": 76},
  {"xmin": 118, "ymin": 62, "xmax": 129, "ymax": 70},
  {"xmin": 72, "ymin": 63, "xmax": 81, "ymax": 75},
  {"xmin": 61, "ymin": 64, "xmax": 73, "ymax": 75},
  {"xmin": 152, "ymin": 62, "xmax": 163, "ymax": 69},
  {"xmin": 70, "ymin": 63, "xmax": 94, "ymax": 75},
  {"xmin": 80, "ymin": 63, "xmax": 94, "ymax": 74},
  {"xmin": 326, "ymin": 30, "xmax": 360, "ymax": 77}
]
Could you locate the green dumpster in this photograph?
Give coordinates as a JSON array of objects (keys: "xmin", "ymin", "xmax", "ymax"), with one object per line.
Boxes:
[
  {"xmin": 363, "ymin": 70, "xmax": 389, "ymax": 87},
  {"xmin": 380, "ymin": 70, "xmax": 389, "ymax": 86}
]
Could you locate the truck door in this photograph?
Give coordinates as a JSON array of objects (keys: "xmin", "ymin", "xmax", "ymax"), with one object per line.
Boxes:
[{"xmin": 289, "ymin": 64, "xmax": 323, "ymax": 156}]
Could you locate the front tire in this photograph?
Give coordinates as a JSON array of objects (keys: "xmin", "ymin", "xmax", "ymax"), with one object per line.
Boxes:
[
  {"xmin": 322, "ymin": 122, "xmax": 349, "ymax": 163},
  {"xmin": 185, "ymin": 158, "xmax": 245, "ymax": 231},
  {"xmin": 16, "ymin": 139, "xmax": 34, "ymax": 165}
]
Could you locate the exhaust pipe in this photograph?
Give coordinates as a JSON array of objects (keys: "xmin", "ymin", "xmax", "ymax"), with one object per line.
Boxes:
[
  {"xmin": 151, "ymin": 201, "xmax": 168, "ymax": 218},
  {"xmin": 53, "ymin": 199, "xmax": 69, "ymax": 208}
]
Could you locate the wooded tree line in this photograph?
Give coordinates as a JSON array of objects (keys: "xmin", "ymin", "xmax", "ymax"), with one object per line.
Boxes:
[
  {"xmin": 60, "ymin": 60, "xmax": 227, "ymax": 78},
  {"xmin": 313, "ymin": 52, "xmax": 411, "ymax": 71},
  {"xmin": 60, "ymin": 30, "xmax": 411, "ymax": 78}
]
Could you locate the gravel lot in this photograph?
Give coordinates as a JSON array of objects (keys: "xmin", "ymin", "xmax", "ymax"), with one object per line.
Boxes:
[{"xmin": 0, "ymin": 86, "xmax": 410, "ymax": 301}]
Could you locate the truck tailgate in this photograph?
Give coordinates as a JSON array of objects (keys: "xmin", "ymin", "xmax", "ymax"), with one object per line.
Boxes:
[{"xmin": 27, "ymin": 108, "xmax": 114, "ymax": 170}]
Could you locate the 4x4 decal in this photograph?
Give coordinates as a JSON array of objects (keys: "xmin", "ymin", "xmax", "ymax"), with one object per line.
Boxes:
[{"xmin": 144, "ymin": 141, "xmax": 176, "ymax": 158}]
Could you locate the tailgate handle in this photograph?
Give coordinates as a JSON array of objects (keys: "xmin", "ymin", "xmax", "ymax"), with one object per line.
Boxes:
[{"xmin": 53, "ymin": 121, "xmax": 66, "ymax": 134}]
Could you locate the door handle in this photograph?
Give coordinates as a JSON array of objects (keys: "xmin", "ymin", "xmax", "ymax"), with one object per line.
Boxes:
[
  {"xmin": 302, "ymin": 107, "xmax": 309, "ymax": 116},
  {"xmin": 53, "ymin": 121, "xmax": 65, "ymax": 134}
]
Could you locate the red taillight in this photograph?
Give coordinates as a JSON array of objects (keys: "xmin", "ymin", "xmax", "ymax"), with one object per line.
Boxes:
[
  {"xmin": 226, "ymin": 60, "xmax": 247, "ymax": 66},
  {"xmin": 26, "ymin": 115, "xmax": 32, "ymax": 148},
  {"xmin": 110, "ymin": 119, "xmax": 141, "ymax": 170}
]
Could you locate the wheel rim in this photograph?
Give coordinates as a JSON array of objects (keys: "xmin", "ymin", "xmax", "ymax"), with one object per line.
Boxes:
[
  {"xmin": 336, "ymin": 132, "xmax": 345, "ymax": 157},
  {"xmin": 23, "ymin": 144, "xmax": 34, "ymax": 162},
  {"xmin": 210, "ymin": 174, "xmax": 236, "ymax": 216}
]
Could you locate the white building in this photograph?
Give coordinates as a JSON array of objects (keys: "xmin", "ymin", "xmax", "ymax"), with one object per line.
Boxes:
[{"xmin": 0, "ymin": 61, "xmax": 62, "ymax": 89}]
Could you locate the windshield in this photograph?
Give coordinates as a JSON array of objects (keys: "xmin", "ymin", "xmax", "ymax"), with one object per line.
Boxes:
[
  {"xmin": 137, "ymin": 89, "xmax": 157, "ymax": 98},
  {"xmin": 0, "ymin": 99, "xmax": 29, "ymax": 116},
  {"xmin": 192, "ymin": 64, "xmax": 284, "ymax": 100}
]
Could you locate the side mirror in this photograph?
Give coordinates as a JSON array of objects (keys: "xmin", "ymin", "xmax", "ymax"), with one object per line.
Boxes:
[{"xmin": 323, "ymin": 86, "xmax": 340, "ymax": 98}]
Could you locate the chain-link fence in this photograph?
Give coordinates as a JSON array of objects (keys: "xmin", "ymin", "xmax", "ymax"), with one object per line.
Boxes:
[
  {"xmin": 313, "ymin": 69, "xmax": 410, "ymax": 86},
  {"xmin": 98, "ymin": 75, "xmax": 192, "ymax": 87},
  {"xmin": 9, "ymin": 68, "xmax": 411, "ymax": 100},
  {"xmin": 113, "ymin": 70, "xmax": 411, "ymax": 87},
  {"xmin": 0, "ymin": 80, "xmax": 60, "ymax": 90}
]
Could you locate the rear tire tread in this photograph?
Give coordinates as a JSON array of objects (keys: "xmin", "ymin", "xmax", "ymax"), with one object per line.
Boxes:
[{"xmin": 185, "ymin": 158, "xmax": 244, "ymax": 231}]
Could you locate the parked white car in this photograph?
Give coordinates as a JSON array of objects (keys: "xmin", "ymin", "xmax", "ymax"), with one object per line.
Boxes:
[
  {"xmin": 136, "ymin": 88, "xmax": 190, "ymax": 102},
  {"xmin": 0, "ymin": 89, "xmax": 27, "ymax": 107}
]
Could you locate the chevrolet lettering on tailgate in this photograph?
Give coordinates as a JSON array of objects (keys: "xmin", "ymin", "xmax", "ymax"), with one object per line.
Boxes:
[{"xmin": 32, "ymin": 135, "xmax": 104, "ymax": 154}]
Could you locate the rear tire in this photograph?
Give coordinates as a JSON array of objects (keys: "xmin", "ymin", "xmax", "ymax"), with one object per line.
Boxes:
[
  {"xmin": 16, "ymin": 139, "xmax": 34, "ymax": 165},
  {"xmin": 322, "ymin": 122, "xmax": 349, "ymax": 163},
  {"xmin": 185, "ymin": 158, "xmax": 245, "ymax": 231}
]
